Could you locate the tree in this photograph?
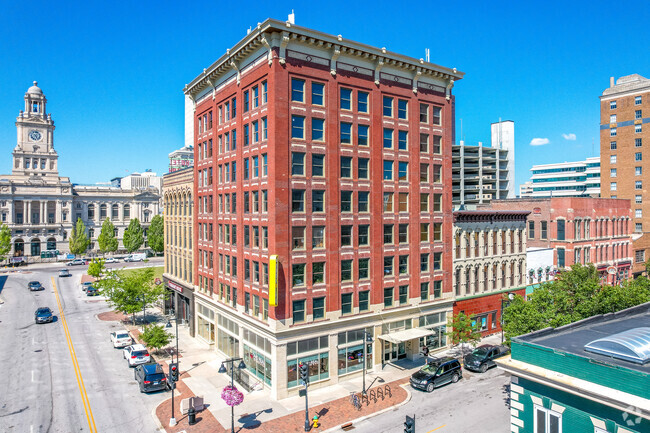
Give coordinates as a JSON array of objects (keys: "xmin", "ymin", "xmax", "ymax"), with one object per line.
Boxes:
[
  {"xmin": 0, "ymin": 223, "xmax": 11, "ymax": 263},
  {"xmin": 123, "ymin": 218, "xmax": 144, "ymax": 253},
  {"xmin": 97, "ymin": 218, "xmax": 118, "ymax": 254},
  {"xmin": 69, "ymin": 218, "xmax": 89, "ymax": 256},
  {"xmin": 446, "ymin": 312, "xmax": 481, "ymax": 355},
  {"xmin": 148, "ymin": 215, "xmax": 164, "ymax": 254},
  {"xmin": 140, "ymin": 324, "xmax": 172, "ymax": 355},
  {"xmin": 87, "ymin": 258, "xmax": 106, "ymax": 279}
]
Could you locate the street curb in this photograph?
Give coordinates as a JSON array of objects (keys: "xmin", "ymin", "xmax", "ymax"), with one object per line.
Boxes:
[
  {"xmin": 0, "ymin": 295, "xmax": 4, "ymax": 304},
  {"xmin": 151, "ymin": 404, "xmax": 166, "ymax": 432},
  {"xmin": 321, "ymin": 383, "xmax": 412, "ymax": 433}
]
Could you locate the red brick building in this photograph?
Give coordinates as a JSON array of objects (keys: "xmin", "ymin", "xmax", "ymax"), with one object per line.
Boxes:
[
  {"xmin": 485, "ymin": 197, "xmax": 633, "ymax": 284},
  {"xmin": 184, "ymin": 19, "xmax": 463, "ymax": 398}
]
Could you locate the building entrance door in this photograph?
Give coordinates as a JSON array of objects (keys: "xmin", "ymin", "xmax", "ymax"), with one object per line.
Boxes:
[{"xmin": 383, "ymin": 341, "xmax": 407, "ymax": 362}]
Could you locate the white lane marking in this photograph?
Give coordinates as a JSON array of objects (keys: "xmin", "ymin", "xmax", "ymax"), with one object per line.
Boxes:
[
  {"xmin": 32, "ymin": 336, "xmax": 36, "ymax": 345},
  {"xmin": 31, "ymin": 370, "xmax": 35, "ymax": 383},
  {"xmin": 30, "ymin": 425, "xmax": 34, "ymax": 433}
]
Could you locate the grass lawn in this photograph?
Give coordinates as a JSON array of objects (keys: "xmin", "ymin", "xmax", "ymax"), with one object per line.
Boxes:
[{"xmin": 118, "ymin": 265, "xmax": 164, "ymax": 282}]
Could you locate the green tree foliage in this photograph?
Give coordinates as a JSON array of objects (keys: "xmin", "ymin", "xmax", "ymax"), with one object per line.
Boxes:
[
  {"xmin": 87, "ymin": 258, "xmax": 106, "ymax": 279},
  {"xmin": 123, "ymin": 218, "xmax": 144, "ymax": 253},
  {"xmin": 446, "ymin": 312, "xmax": 482, "ymax": 354},
  {"xmin": 69, "ymin": 218, "xmax": 89, "ymax": 256},
  {"xmin": 140, "ymin": 324, "xmax": 172, "ymax": 354},
  {"xmin": 97, "ymin": 218, "xmax": 118, "ymax": 254},
  {"xmin": 147, "ymin": 215, "xmax": 164, "ymax": 254},
  {"xmin": 503, "ymin": 263, "xmax": 650, "ymax": 344},
  {"xmin": 0, "ymin": 223, "xmax": 11, "ymax": 262}
]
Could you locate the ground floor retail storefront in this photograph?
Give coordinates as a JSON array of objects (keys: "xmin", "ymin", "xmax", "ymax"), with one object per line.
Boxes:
[
  {"xmin": 454, "ymin": 287, "xmax": 527, "ymax": 337},
  {"xmin": 163, "ymin": 277, "xmax": 195, "ymax": 337},
  {"xmin": 193, "ymin": 297, "xmax": 453, "ymax": 400}
]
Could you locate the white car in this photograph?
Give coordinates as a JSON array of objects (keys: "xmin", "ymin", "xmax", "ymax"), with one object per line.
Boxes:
[
  {"xmin": 110, "ymin": 331, "xmax": 133, "ymax": 348},
  {"xmin": 123, "ymin": 344, "xmax": 150, "ymax": 367},
  {"xmin": 104, "ymin": 257, "xmax": 119, "ymax": 264}
]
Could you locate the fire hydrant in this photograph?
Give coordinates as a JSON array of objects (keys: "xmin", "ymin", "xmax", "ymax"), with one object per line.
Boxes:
[{"xmin": 313, "ymin": 414, "xmax": 320, "ymax": 428}]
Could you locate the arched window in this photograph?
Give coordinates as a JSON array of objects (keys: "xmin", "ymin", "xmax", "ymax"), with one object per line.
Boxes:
[
  {"xmin": 100, "ymin": 204, "xmax": 107, "ymax": 219},
  {"xmin": 112, "ymin": 204, "xmax": 119, "ymax": 220},
  {"xmin": 123, "ymin": 205, "xmax": 130, "ymax": 220},
  {"xmin": 30, "ymin": 238, "xmax": 41, "ymax": 256},
  {"xmin": 87, "ymin": 204, "xmax": 95, "ymax": 220},
  {"xmin": 14, "ymin": 239, "xmax": 24, "ymax": 256},
  {"xmin": 46, "ymin": 237, "xmax": 57, "ymax": 251}
]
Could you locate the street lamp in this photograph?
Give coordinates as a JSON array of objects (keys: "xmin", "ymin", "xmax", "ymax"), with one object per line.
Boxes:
[
  {"xmin": 165, "ymin": 309, "xmax": 190, "ymax": 427},
  {"xmin": 362, "ymin": 330, "xmax": 374, "ymax": 396},
  {"xmin": 218, "ymin": 358, "xmax": 246, "ymax": 433},
  {"xmin": 501, "ymin": 292, "xmax": 515, "ymax": 344}
]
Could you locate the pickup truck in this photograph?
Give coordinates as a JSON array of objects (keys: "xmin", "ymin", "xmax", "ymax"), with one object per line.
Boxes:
[{"xmin": 463, "ymin": 344, "xmax": 510, "ymax": 373}]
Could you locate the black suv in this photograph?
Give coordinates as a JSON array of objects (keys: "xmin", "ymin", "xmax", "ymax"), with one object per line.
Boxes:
[
  {"xmin": 28, "ymin": 281, "xmax": 44, "ymax": 291},
  {"xmin": 35, "ymin": 307, "xmax": 54, "ymax": 324},
  {"xmin": 463, "ymin": 344, "xmax": 510, "ymax": 373},
  {"xmin": 134, "ymin": 363, "xmax": 168, "ymax": 393},
  {"xmin": 410, "ymin": 357, "xmax": 462, "ymax": 392}
]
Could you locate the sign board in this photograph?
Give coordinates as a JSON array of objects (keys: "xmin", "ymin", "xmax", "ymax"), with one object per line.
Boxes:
[
  {"xmin": 269, "ymin": 255, "xmax": 278, "ymax": 307},
  {"xmin": 298, "ymin": 389, "xmax": 306, "ymax": 397},
  {"xmin": 166, "ymin": 280, "xmax": 185, "ymax": 294}
]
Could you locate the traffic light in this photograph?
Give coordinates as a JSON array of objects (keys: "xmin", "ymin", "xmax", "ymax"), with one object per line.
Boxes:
[
  {"xmin": 404, "ymin": 415, "xmax": 415, "ymax": 433},
  {"xmin": 299, "ymin": 363, "xmax": 309, "ymax": 385},
  {"xmin": 170, "ymin": 362, "xmax": 179, "ymax": 382}
]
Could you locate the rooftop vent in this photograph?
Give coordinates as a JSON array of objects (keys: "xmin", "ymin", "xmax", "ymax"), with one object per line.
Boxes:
[{"xmin": 584, "ymin": 327, "xmax": 650, "ymax": 365}]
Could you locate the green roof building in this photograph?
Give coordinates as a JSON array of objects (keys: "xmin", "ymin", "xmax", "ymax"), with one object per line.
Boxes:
[{"xmin": 497, "ymin": 302, "xmax": 650, "ymax": 433}]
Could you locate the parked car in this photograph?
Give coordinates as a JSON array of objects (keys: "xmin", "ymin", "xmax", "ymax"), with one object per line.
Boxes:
[
  {"xmin": 81, "ymin": 281, "xmax": 93, "ymax": 292},
  {"xmin": 124, "ymin": 253, "xmax": 146, "ymax": 262},
  {"xmin": 67, "ymin": 259, "xmax": 86, "ymax": 266},
  {"xmin": 463, "ymin": 344, "xmax": 511, "ymax": 373},
  {"xmin": 58, "ymin": 269, "xmax": 71, "ymax": 277},
  {"xmin": 35, "ymin": 307, "xmax": 54, "ymax": 324},
  {"xmin": 410, "ymin": 357, "xmax": 462, "ymax": 392},
  {"xmin": 123, "ymin": 344, "xmax": 151, "ymax": 367},
  {"xmin": 134, "ymin": 363, "xmax": 168, "ymax": 393},
  {"xmin": 28, "ymin": 281, "xmax": 44, "ymax": 291},
  {"xmin": 104, "ymin": 257, "xmax": 119, "ymax": 264},
  {"xmin": 86, "ymin": 286, "xmax": 99, "ymax": 296},
  {"xmin": 110, "ymin": 331, "xmax": 133, "ymax": 348}
]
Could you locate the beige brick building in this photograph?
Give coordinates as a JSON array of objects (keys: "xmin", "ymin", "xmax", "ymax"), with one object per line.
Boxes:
[{"xmin": 599, "ymin": 74, "xmax": 650, "ymax": 276}]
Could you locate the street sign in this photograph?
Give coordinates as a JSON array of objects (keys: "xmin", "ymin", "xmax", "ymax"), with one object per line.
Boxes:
[{"xmin": 299, "ymin": 389, "xmax": 306, "ymax": 397}]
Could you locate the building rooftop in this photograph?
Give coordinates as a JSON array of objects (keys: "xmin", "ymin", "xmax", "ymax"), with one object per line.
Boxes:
[
  {"xmin": 516, "ymin": 302, "xmax": 650, "ymax": 373},
  {"xmin": 601, "ymin": 74, "xmax": 650, "ymax": 97}
]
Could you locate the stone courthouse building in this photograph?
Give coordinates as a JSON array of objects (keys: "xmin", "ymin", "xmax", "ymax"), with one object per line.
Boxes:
[{"xmin": 0, "ymin": 82, "xmax": 161, "ymax": 258}]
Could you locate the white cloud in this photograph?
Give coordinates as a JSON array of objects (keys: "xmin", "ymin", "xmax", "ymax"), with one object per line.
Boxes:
[
  {"xmin": 562, "ymin": 133, "xmax": 576, "ymax": 141},
  {"xmin": 530, "ymin": 138, "xmax": 550, "ymax": 146}
]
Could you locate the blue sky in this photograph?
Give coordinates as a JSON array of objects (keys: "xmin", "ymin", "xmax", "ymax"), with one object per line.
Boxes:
[{"xmin": 0, "ymin": 1, "xmax": 648, "ymax": 190}]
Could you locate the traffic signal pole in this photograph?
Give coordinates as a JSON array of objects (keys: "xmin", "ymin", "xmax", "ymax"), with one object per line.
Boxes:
[{"xmin": 299, "ymin": 363, "xmax": 310, "ymax": 431}]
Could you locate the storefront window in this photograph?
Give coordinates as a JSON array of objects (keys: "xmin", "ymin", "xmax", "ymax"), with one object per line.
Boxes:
[
  {"xmin": 243, "ymin": 344, "xmax": 272, "ymax": 385},
  {"xmin": 218, "ymin": 329, "xmax": 239, "ymax": 358},
  {"xmin": 197, "ymin": 315, "xmax": 215, "ymax": 343},
  {"xmin": 287, "ymin": 352, "xmax": 329, "ymax": 388},
  {"xmin": 338, "ymin": 344, "xmax": 372, "ymax": 375}
]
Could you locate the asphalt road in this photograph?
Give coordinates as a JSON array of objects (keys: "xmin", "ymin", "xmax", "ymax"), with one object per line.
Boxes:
[
  {"xmin": 0, "ymin": 266, "xmax": 165, "ymax": 433},
  {"xmin": 353, "ymin": 366, "xmax": 511, "ymax": 433}
]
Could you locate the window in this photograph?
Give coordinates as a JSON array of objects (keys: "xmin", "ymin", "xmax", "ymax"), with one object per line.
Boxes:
[
  {"xmin": 341, "ymin": 122, "xmax": 352, "ymax": 144},
  {"xmin": 398, "ymin": 285, "xmax": 408, "ymax": 303},
  {"xmin": 341, "ymin": 260, "xmax": 352, "ymax": 281},
  {"xmin": 398, "ymin": 161, "xmax": 408, "ymax": 181},
  {"xmin": 420, "ymin": 282, "xmax": 429, "ymax": 301},
  {"xmin": 419, "ymin": 103, "xmax": 428, "ymax": 123},
  {"xmin": 433, "ymin": 194, "xmax": 442, "ymax": 212},
  {"xmin": 341, "ymin": 225, "xmax": 352, "ymax": 246},
  {"xmin": 528, "ymin": 220, "xmax": 535, "ymax": 239},
  {"xmin": 419, "ymin": 133, "xmax": 429, "ymax": 153},
  {"xmin": 358, "ymin": 258, "xmax": 369, "ymax": 279},
  {"xmin": 383, "ymin": 96, "xmax": 393, "ymax": 117},
  {"xmin": 534, "ymin": 406, "xmax": 561, "ymax": 433},
  {"xmin": 636, "ymin": 95, "xmax": 642, "ymax": 105},
  {"xmin": 358, "ymin": 191, "xmax": 369, "ymax": 212},
  {"xmin": 383, "ymin": 128, "xmax": 393, "ymax": 149},
  {"xmin": 637, "ymin": 166, "xmax": 643, "ymax": 176},
  {"xmin": 433, "ymin": 223, "xmax": 442, "ymax": 241},
  {"xmin": 610, "ymin": 168, "xmax": 617, "ymax": 178},
  {"xmin": 340, "ymin": 156, "xmax": 352, "ymax": 178},
  {"xmin": 383, "ymin": 287, "xmax": 393, "ymax": 307},
  {"xmin": 383, "ymin": 256, "xmax": 394, "ymax": 276},
  {"xmin": 636, "ymin": 195, "xmax": 642, "ymax": 204},
  {"xmin": 359, "ymin": 291, "xmax": 369, "ymax": 311},
  {"xmin": 293, "ymin": 300, "xmax": 306, "ymax": 323},
  {"xmin": 610, "ymin": 155, "xmax": 616, "ymax": 164},
  {"xmin": 358, "ymin": 158, "xmax": 369, "ymax": 179},
  {"xmin": 636, "ymin": 109, "xmax": 642, "ymax": 120},
  {"xmin": 610, "ymin": 128, "xmax": 616, "ymax": 137},
  {"xmin": 292, "ymin": 226, "xmax": 305, "ymax": 250},
  {"xmin": 358, "ymin": 125, "xmax": 369, "ymax": 146},
  {"xmin": 383, "ymin": 160, "xmax": 393, "ymax": 180},
  {"xmin": 420, "ymin": 253, "xmax": 429, "ymax": 272},
  {"xmin": 262, "ymin": 81, "xmax": 267, "ymax": 104},
  {"xmin": 244, "ymin": 90, "xmax": 249, "ymax": 112},
  {"xmin": 636, "ymin": 152, "xmax": 643, "ymax": 161},
  {"xmin": 291, "ymin": 116, "xmax": 305, "ymax": 139},
  {"xmin": 397, "ymin": 99, "xmax": 408, "ymax": 119},
  {"xmin": 291, "ymin": 152, "xmax": 305, "ymax": 175},
  {"xmin": 292, "ymin": 264, "xmax": 306, "ymax": 287},
  {"xmin": 610, "ymin": 141, "xmax": 616, "ymax": 150},
  {"xmin": 383, "ymin": 224, "xmax": 393, "ymax": 244},
  {"xmin": 291, "ymin": 78, "xmax": 305, "ymax": 102},
  {"xmin": 313, "ymin": 226, "xmax": 325, "ymax": 248},
  {"xmin": 313, "ymin": 297, "xmax": 325, "ymax": 320},
  {"xmin": 432, "ymin": 106, "xmax": 441, "ymax": 125},
  {"xmin": 636, "ymin": 138, "xmax": 643, "ymax": 147},
  {"xmin": 341, "ymin": 293, "xmax": 353, "ymax": 315},
  {"xmin": 557, "ymin": 220, "xmax": 565, "ymax": 241},
  {"xmin": 637, "ymin": 223, "xmax": 643, "ymax": 232},
  {"xmin": 383, "ymin": 192, "xmax": 393, "ymax": 212},
  {"xmin": 636, "ymin": 209, "xmax": 643, "ymax": 218},
  {"xmin": 357, "ymin": 91, "xmax": 368, "ymax": 113},
  {"xmin": 340, "ymin": 88, "xmax": 352, "ymax": 110},
  {"xmin": 610, "ymin": 100, "xmax": 616, "ymax": 109},
  {"xmin": 636, "ymin": 180, "xmax": 643, "ymax": 190},
  {"xmin": 358, "ymin": 225, "xmax": 369, "ymax": 246},
  {"xmin": 420, "ymin": 163, "xmax": 429, "ymax": 182},
  {"xmin": 312, "ymin": 118, "xmax": 325, "ymax": 141},
  {"xmin": 313, "ymin": 262, "xmax": 325, "ymax": 284},
  {"xmin": 433, "ymin": 165, "xmax": 442, "ymax": 183},
  {"xmin": 610, "ymin": 114, "xmax": 617, "ymax": 123},
  {"xmin": 636, "ymin": 124, "xmax": 642, "ymax": 133},
  {"xmin": 398, "ymin": 224, "xmax": 408, "ymax": 243},
  {"xmin": 635, "ymin": 250, "xmax": 645, "ymax": 263},
  {"xmin": 312, "ymin": 154, "xmax": 325, "ymax": 177},
  {"xmin": 541, "ymin": 221, "xmax": 548, "ymax": 240},
  {"xmin": 420, "ymin": 193, "xmax": 429, "ymax": 212},
  {"xmin": 312, "ymin": 82, "xmax": 324, "ymax": 106},
  {"xmin": 292, "ymin": 190, "xmax": 305, "ymax": 212},
  {"xmin": 398, "ymin": 130, "xmax": 408, "ymax": 150},
  {"xmin": 398, "ymin": 192, "xmax": 408, "ymax": 212},
  {"xmin": 558, "ymin": 248, "xmax": 565, "ymax": 268},
  {"xmin": 312, "ymin": 190, "xmax": 325, "ymax": 212},
  {"xmin": 420, "ymin": 223, "xmax": 429, "ymax": 242}
]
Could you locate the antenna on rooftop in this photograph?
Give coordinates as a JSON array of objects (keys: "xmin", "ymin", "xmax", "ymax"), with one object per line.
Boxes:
[
  {"xmin": 288, "ymin": 10, "xmax": 295, "ymax": 24},
  {"xmin": 247, "ymin": 26, "xmax": 252, "ymax": 35},
  {"xmin": 425, "ymin": 48, "xmax": 430, "ymax": 62}
]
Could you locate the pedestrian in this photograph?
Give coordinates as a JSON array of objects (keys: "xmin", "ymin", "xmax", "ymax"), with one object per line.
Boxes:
[{"xmin": 422, "ymin": 346, "xmax": 429, "ymax": 363}]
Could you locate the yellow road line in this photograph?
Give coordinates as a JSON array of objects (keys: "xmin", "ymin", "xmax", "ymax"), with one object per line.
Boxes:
[
  {"xmin": 51, "ymin": 277, "xmax": 98, "ymax": 433},
  {"xmin": 427, "ymin": 426, "xmax": 446, "ymax": 432}
]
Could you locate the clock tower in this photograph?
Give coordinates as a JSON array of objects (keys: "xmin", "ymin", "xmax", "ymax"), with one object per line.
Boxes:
[{"xmin": 13, "ymin": 81, "xmax": 59, "ymax": 178}]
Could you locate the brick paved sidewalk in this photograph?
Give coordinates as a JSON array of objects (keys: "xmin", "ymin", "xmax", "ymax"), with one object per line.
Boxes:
[{"xmin": 155, "ymin": 377, "xmax": 410, "ymax": 433}]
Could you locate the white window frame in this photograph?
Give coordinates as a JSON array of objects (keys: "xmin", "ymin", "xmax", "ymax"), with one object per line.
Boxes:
[
  {"xmin": 610, "ymin": 128, "xmax": 617, "ymax": 137},
  {"xmin": 636, "ymin": 124, "xmax": 642, "ymax": 133},
  {"xmin": 636, "ymin": 195, "xmax": 642, "ymax": 204},
  {"xmin": 610, "ymin": 168, "xmax": 617, "ymax": 178},
  {"xmin": 610, "ymin": 155, "xmax": 617, "ymax": 164},
  {"xmin": 610, "ymin": 100, "xmax": 617, "ymax": 109},
  {"xmin": 610, "ymin": 182, "xmax": 617, "ymax": 191},
  {"xmin": 636, "ymin": 209, "xmax": 643, "ymax": 218},
  {"xmin": 533, "ymin": 405, "xmax": 562, "ymax": 433},
  {"xmin": 635, "ymin": 96, "xmax": 642, "ymax": 105},
  {"xmin": 610, "ymin": 114, "xmax": 616, "ymax": 123}
]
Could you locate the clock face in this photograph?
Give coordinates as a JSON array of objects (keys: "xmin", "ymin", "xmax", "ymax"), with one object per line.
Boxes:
[{"xmin": 29, "ymin": 130, "xmax": 42, "ymax": 141}]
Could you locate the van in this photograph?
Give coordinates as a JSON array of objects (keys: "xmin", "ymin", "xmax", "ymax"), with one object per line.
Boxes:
[{"xmin": 124, "ymin": 253, "xmax": 146, "ymax": 262}]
